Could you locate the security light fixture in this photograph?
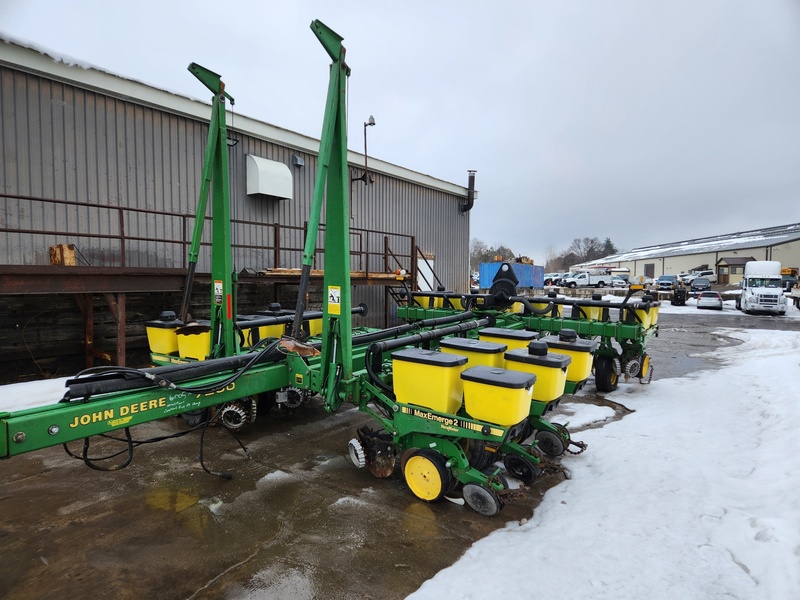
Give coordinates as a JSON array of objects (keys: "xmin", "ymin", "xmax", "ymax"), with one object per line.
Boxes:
[{"xmin": 352, "ymin": 115, "xmax": 376, "ymax": 185}]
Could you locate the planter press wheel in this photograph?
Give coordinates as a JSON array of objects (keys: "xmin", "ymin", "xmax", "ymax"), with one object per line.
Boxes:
[
  {"xmin": 403, "ymin": 449, "xmax": 452, "ymax": 502},
  {"xmin": 535, "ymin": 429, "xmax": 566, "ymax": 457},
  {"xmin": 502, "ymin": 453, "xmax": 542, "ymax": 485},
  {"xmin": 462, "ymin": 438, "xmax": 494, "ymax": 470},
  {"xmin": 462, "ymin": 483, "xmax": 502, "ymax": 517},
  {"xmin": 594, "ymin": 355, "xmax": 619, "ymax": 393}
]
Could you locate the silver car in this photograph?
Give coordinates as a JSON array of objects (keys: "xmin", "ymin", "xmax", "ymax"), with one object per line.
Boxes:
[
  {"xmin": 696, "ymin": 291, "xmax": 723, "ymax": 310},
  {"xmin": 611, "ymin": 276, "xmax": 628, "ymax": 288}
]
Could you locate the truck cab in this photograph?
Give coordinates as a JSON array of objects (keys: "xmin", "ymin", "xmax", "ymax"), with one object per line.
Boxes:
[{"xmin": 736, "ymin": 260, "xmax": 787, "ymax": 315}]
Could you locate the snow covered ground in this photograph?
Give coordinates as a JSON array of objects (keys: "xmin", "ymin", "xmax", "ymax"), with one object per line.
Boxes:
[
  {"xmin": 2, "ymin": 298, "xmax": 799, "ymax": 600},
  {"xmin": 409, "ymin": 304, "xmax": 800, "ymax": 600}
]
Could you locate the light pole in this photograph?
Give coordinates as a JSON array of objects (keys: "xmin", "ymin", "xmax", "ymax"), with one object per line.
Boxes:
[{"xmin": 353, "ymin": 115, "xmax": 375, "ymax": 184}]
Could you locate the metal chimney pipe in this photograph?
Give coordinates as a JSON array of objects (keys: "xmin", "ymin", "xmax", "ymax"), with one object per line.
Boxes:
[{"xmin": 460, "ymin": 170, "xmax": 476, "ymax": 213}]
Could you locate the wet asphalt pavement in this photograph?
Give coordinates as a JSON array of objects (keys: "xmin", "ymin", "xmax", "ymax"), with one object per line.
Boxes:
[{"xmin": 1, "ymin": 309, "xmax": 798, "ymax": 599}]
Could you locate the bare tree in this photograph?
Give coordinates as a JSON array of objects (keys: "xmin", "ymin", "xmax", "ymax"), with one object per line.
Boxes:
[
  {"xmin": 469, "ymin": 238, "xmax": 516, "ymax": 270},
  {"xmin": 567, "ymin": 237, "xmax": 602, "ymax": 263},
  {"xmin": 469, "ymin": 238, "xmax": 488, "ymax": 271},
  {"xmin": 544, "ymin": 245, "xmax": 560, "ymax": 271}
]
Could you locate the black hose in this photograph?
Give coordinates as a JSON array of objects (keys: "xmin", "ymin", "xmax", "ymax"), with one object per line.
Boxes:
[
  {"xmin": 350, "ymin": 310, "xmax": 477, "ymax": 347},
  {"xmin": 509, "ymin": 297, "xmax": 556, "ymax": 316},
  {"xmin": 64, "ymin": 340, "xmax": 284, "ymax": 400},
  {"xmin": 368, "ymin": 317, "xmax": 490, "ymax": 355},
  {"xmin": 364, "ymin": 317, "xmax": 491, "ymax": 394}
]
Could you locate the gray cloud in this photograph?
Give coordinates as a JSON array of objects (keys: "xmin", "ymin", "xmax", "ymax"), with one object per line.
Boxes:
[{"xmin": 3, "ymin": 0, "xmax": 799, "ymax": 263}]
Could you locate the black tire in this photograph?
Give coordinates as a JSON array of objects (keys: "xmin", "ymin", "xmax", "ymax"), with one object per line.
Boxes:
[
  {"xmin": 463, "ymin": 439, "xmax": 494, "ymax": 470},
  {"xmin": 462, "ymin": 483, "xmax": 502, "ymax": 517},
  {"xmin": 502, "ymin": 454, "xmax": 541, "ymax": 485},
  {"xmin": 569, "ymin": 282, "xmax": 577, "ymax": 289},
  {"xmin": 594, "ymin": 355, "xmax": 619, "ymax": 393},
  {"xmin": 536, "ymin": 429, "xmax": 566, "ymax": 457},
  {"xmin": 597, "ymin": 281, "xmax": 605, "ymax": 288},
  {"xmin": 180, "ymin": 408, "xmax": 209, "ymax": 427}
]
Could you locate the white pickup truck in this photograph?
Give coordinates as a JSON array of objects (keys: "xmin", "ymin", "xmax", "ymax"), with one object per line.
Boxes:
[
  {"xmin": 561, "ymin": 272, "xmax": 611, "ymax": 288},
  {"xmin": 736, "ymin": 260, "xmax": 787, "ymax": 315}
]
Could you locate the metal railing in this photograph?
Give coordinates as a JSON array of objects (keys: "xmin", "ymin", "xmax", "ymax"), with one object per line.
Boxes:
[{"xmin": 0, "ymin": 193, "xmax": 416, "ymax": 277}]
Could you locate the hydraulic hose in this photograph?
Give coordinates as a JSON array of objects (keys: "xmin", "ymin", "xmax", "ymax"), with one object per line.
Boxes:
[
  {"xmin": 364, "ymin": 317, "xmax": 491, "ymax": 394},
  {"xmin": 367, "ymin": 317, "xmax": 491, "ymax": 355},
  {"xmin": 63, "ymin": 341, "xmax": 285, "ymax": 400},
  {"xmin": 351, "ymin": 310, "xmax": 479, "ymax": 347}
]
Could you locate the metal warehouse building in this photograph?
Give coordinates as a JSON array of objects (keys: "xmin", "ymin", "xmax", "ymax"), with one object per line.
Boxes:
[
  {"xmin": 578, "ymin": 223, "xmax": 800, "ymax": 285},
  {"xmin": 0, "ymin": 38, "xmax": 474, "ymax": 380}
]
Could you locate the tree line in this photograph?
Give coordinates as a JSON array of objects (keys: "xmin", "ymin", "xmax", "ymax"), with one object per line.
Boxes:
[{"xmin": 470, "ymin": 236, "xmax": 620, "ymax": 273}]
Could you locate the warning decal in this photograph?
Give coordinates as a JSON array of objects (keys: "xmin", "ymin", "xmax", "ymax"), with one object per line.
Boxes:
[{"xmin": 328, "ymin": 285, "xmax": 341, "ymax": 315}]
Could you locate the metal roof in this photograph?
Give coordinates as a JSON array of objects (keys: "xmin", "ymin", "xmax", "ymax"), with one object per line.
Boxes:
[
  {"xmin": 582, "ymin": 223, "xmax": 800, "ymax": 266},
  {"xmin": 718, "ymin": 256, "xmax": 757, "ymax": 266}
]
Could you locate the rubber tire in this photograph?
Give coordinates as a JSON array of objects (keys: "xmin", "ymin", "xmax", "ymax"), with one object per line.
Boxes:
[
  {"xmin": 502, "ymin": 454, "xmax": 541, "ymax": 485},
  {"xmin": 594, "ymin": 355, "xmax": 619, "ymax": 392},
  {"xmin": 180, "ymin": 408, "xmax": 209, "ymax": 427},
  {"xmin": 639, "ymin": 354, "xmax": 651, "ymax": 379},
  {"xmin": 536, "ymin": 429, "xmax": 566, "ymax": 457},
  {"xmin": 569, "ymin": 282, "xmax": 577, "ymax": 289},
  {"xmin": 463, "ymin": 438, "xmax": 494, "ymax": 471},
  {"xmin": 462, "ymin": 483, "xmax": 502, "ymax": 517},
  {"xmin": 403, "ymin": 449, "xmax": 451, "ymax": 502}
]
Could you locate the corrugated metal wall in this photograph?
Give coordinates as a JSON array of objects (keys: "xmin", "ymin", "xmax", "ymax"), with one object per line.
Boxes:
[
  {"xmin": 0, "ymin": 61, "xmax": 470, "ymax": 321},
  {"xmin": 1, "ymin": 66, "xmax": 205, "ymax": 267}
]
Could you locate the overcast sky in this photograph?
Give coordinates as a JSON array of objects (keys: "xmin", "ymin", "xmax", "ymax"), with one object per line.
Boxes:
[{"xmin": 2, "ymin": 0, "xmax": 799, "ymax": 265}]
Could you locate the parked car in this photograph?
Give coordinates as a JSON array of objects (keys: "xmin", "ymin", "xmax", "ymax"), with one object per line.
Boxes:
[
  {"xmin": 696, "ymin": 290, "xmax": 723, "ymax": 310},
  {"xmin": 611, "ymin": 276, "xmax": 628, "ymax": 288},
  {"xmin": 656, "ymin": 275, "xmax": 679, "ymax": 290},
  {"xmin": 684, "ymin": 269, "xmax": 717, "ymax": 285},
  {"xmin": 690, "ymin": 277, "xmax": 712, "ymax": 293}
]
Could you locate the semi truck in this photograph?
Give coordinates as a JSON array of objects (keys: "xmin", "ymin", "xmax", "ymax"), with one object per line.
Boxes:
[{"xmin": 736, "ymin": 260, "xmax": 787, "ymax": 315}]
